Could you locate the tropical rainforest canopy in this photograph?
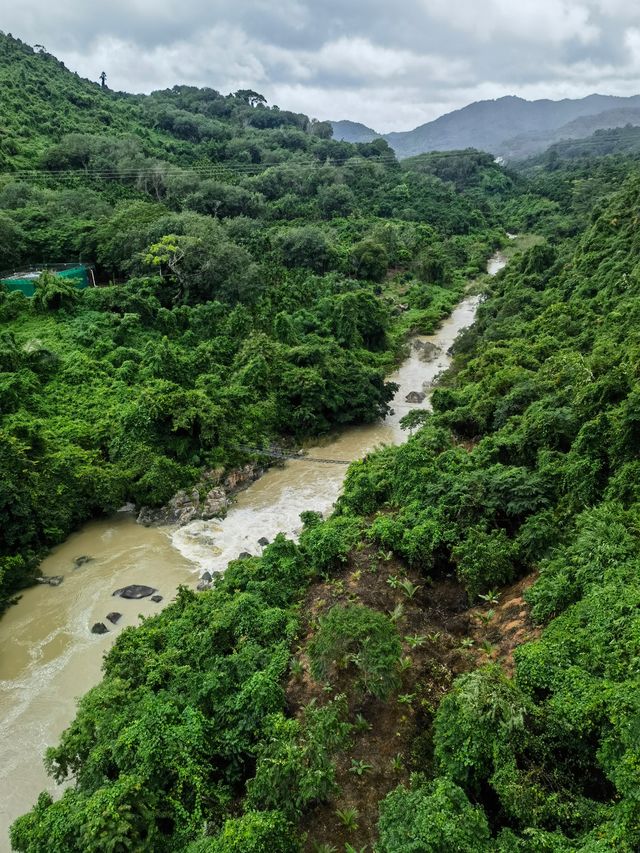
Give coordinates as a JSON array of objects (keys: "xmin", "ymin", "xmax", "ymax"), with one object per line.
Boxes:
[{"xmin": 3, "ymin": 31, "xmax": 640, "ymax": 853}]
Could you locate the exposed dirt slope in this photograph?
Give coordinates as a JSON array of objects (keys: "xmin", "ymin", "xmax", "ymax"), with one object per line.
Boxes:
[{"xmin": 286, "ymin": 546, "xmax": 540, "ymax": 851}]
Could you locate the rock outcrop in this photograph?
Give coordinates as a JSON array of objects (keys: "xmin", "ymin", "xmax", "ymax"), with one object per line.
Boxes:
[{"xmin": 137, "ymin": 464, "xmax": 263, "ymax": 527}]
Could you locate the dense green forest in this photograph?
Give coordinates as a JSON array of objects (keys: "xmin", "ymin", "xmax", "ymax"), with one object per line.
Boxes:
[
  {"xmin": 4, "ymin": 32, "xmax": 640, "ymax": 853},
  {"xmin": 0, "ymin": 34, "xmax": 510, "ymax": 609}
]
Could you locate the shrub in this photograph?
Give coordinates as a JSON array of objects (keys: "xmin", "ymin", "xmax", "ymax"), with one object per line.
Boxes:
[
  {"xmin": 433, "ymin": 666, "xmax": 527, "ymax": 795},
  {"xmin": 377, "ymin": 778, "xmax": 492, "ymax": 852},
  {"xmin": 246, "ymin": 697, "xmax": 351, "ymax": 819},
  {"xmin": 299, "ymin": 514, "xmax": 364, "ymax": 574},
  {"xmin": 308, "ymin": 604, "xmax": 402, "ymax": 700},
  {"xmin": 188, "ymin": 811, "xmax": 299, "ymax": 853},
  {"xmin": 452, "ymin": 526, "xmax": 517, "ymax": 601}
]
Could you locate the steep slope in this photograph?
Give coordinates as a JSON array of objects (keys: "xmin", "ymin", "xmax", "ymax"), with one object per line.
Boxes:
[
  {"xmin": 0, "ymin": 34, "xmax": 158, "ymax": 168},
  {"xmin": 0, "ymin": 32, "xmax": 326, "ymax": 171}
]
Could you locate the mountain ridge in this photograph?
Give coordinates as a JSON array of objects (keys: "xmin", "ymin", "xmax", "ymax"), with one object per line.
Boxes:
[{"xmin": 332, "ymin": 93, "xmax": 640, "ymax": 159}]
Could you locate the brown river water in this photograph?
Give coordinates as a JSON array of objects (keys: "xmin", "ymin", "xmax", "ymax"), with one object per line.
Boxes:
[{"xmin": 0, "ymin": 252, "xmax": 507, "ymax": 846}]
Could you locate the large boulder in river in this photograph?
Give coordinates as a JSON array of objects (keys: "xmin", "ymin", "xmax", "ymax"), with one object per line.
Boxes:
[
  {"xmin": 405, "ymin": 390, "xmax": 426, "ymax": 404},
  {"xmin": 91, "ymin": 622, "xmax": 109, "ymax": 634},
  {"xmin": 151, "ymin": 594, "xmax": 163, "ymax": 603},
  {"xmin": 258, "ymin": 537, "xmax": 270, "ymax": 547},
  {"xmin": 106, "ymin": 612, "xmax": 122, "ymax": 624},
  {"xmin": 113, "ymin": 584, "xmax": 157, "ymax": 599},
  {"xmin": 73, "ymin": 555, "xmax": 92, "ymax": 568},
  {"xmin": 414, "ymin": 341, "xmax": 442, "ymax": 363}
]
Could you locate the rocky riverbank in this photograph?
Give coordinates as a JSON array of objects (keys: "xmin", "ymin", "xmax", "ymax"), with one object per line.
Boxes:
[{"xmin": 136, "ymin": 461, "xmax": 267, "ymax": 526}]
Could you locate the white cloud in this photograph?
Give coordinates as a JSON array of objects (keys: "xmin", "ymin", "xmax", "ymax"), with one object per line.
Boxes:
[
  {"xmin": 310, "ymin": 37, "xmax": 469, "ymax": 83},
  {"xmin": 272, "ymin": 83, "xmax": 453, "ymax": 130},
  {"xmin": 62, "ymin": 27, "xmax": 269, "ymax": 94},
  {"xmin": 423, "ymin": 0, "xmax": 598, "ymax": 45}
]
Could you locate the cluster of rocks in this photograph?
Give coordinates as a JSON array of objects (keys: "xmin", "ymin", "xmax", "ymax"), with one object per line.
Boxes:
[
  {"xmin": 194, "ymin": 537, "xmax": 271, "ymax": 592},
  {"xmin": 136, "ymin": 486, "xmax": 228, "ymax": 526},
  {"xmin": 196, "ymin": 571, "xmax": 213, "ymax": 591},
  {"xmin": 91, "ymin": 584, "xmax": 163, "ymax": 635},
  {"xmin": 405, "ymin": 390, "xmax": 426, "ymax": 404},
  {"xmin": 36, "ymin": 554, "xmax": 95, "ymax": 588},
  {"xmin": 137, "ymin": 463, "xmax": 264, "ymax": 527},
  {"xmin": 36, "ymin": 575, "xmax": 64, "ymax": 587}
]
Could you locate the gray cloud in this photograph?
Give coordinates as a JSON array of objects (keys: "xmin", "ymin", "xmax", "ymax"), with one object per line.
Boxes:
[{"xmin": 4, "ymin": 1, "xmax": 640, "ymax": 130}]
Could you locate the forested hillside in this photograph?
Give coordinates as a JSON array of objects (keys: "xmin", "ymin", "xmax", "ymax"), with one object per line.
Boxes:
[
  {"xmin": 5, "ymin": 31, "xmax": 640, "ymax": 853},
  {"xmin": 0, "ymin": 32, "xmax": 511, "ymax": 609},
  {"xmin": 517, "ymin": 125, "xmax": 640, "ymax": 169},
  {"xmin": 10, "ymin": 131, "xmax": 640, "ymax": 850},
  {"xmin": 499, "ymin": 108, "xmax": 640, "ymax": 161}
]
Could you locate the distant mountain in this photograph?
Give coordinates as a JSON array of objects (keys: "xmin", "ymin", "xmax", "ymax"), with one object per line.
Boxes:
[
  {"xmin": 332, "ymin": 94, "xmax": 640, "ymax": 160},
  {"xmin": 330, "ymin": 120, "xmax": 380, "ymax": 144}
]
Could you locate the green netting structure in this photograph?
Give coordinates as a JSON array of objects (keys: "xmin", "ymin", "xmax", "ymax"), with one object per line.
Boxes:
[{"xmin": 0, "ymin": 264, "xmax": 90, "ymax": 296}]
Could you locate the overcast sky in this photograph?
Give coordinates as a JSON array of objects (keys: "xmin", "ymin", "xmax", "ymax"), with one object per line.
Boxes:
[{"xmin": 5, "ymin": 1, "xmax": 640, "ymax": 131}]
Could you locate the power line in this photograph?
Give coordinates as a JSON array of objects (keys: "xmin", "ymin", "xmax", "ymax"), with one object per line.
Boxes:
[
  {"xmin": 0, "ymin": 155, "xmax": 400, "ymax": 180},
  {"xmin": 0, "ymin": 145, "xmax": 526, "ymax": 181},
  {"xmin": 3, "ymin": 129, "xmax": 640, "ymax": 182}
]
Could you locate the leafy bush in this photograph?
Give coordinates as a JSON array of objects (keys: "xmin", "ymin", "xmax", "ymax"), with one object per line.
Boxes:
[
  {"xmin": 188, "ymin": 811, "xmax": 299, "ymax": 853},
  {"xmin": 246, "ymin": 697, "xmax": 351, "ymax": 819},
  {"xmin": 452, "ymin": 527, "xmax": 517, "ymax": 601},
  {"xmin": 434, "ymin": 666, "xmax": 527, "ymax": 795},
  {"xmin": 308, "ymin": 605, "xmax": 402, "ymax": 700},
  {"xmin": 299, "ymin": 514, "xmax": 365, "ymax": 574},
  {"xmin": 377, "ymin": 778, "xmax": 492, "ymax": 852}
]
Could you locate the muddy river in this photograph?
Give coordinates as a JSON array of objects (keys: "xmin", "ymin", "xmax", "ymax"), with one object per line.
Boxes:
[{"xmin": 0, "ymin": 252, "xmax": 507, "ymax": 846}]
